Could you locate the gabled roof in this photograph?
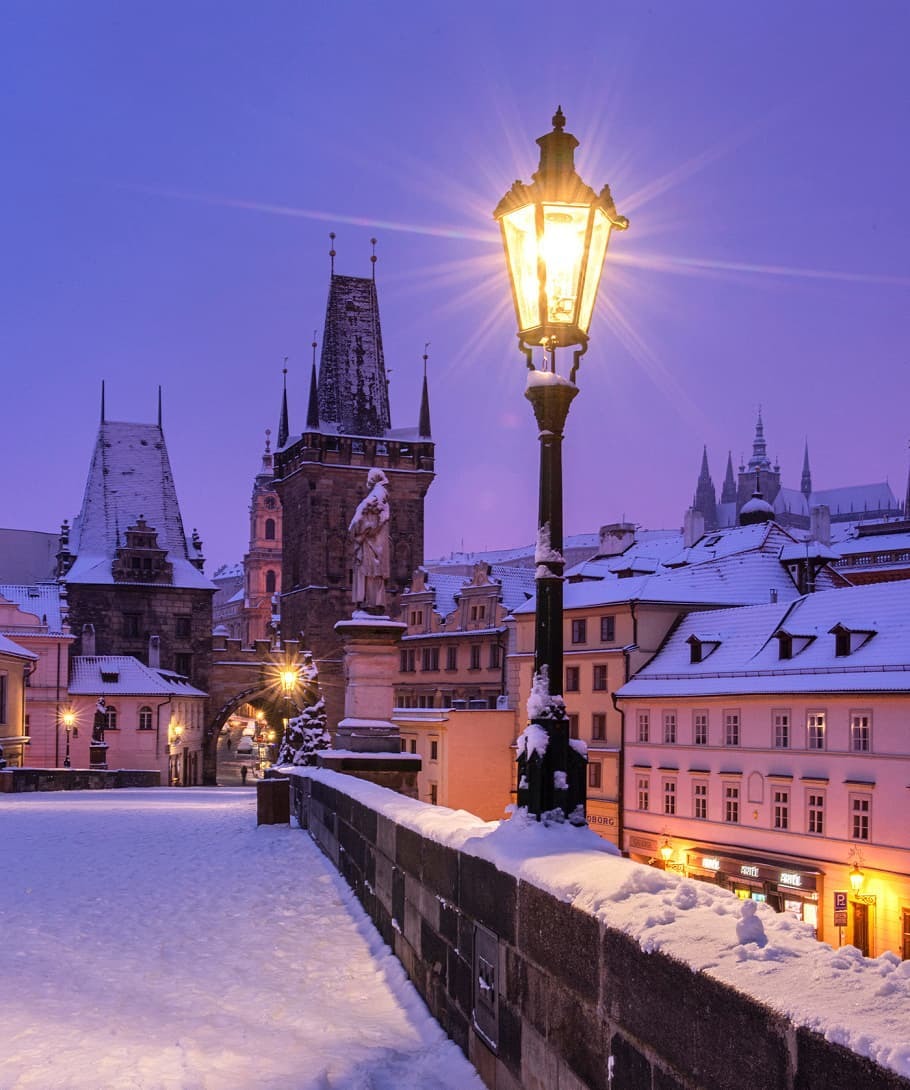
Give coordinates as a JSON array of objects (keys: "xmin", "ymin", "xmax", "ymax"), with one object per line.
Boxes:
[
  {"xmin": 69, "ymin": 655, "xmax": 207, "ymax": 697},
  {"xmin": 66, "ymin": 420, "xmax": 213, "ymax": 590},
  {"xmin": 617, "ymin": 580, "xmax": 910, "ymax": 698},
  {"xmin": 810, "ymin": 482, "xmax": 898, "ymax": 517}
]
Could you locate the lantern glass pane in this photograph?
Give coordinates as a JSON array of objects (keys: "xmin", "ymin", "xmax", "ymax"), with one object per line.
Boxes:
[
  {"xmin": 501, "ymin": 204, "xmax": 540, "ymax": 333},
  {"xmin": 578, "ymin": 207, "xmax": 612, "ymax": 334},
  {"xmin": 542, "ymin": 204, "xmax": 588, "ymax": 325}
]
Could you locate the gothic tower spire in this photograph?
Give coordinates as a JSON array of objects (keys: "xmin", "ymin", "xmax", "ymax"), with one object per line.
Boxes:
[
  {"xmin": 277, "ymin": 361, "xmax": 290, "ymax": 448},
  {"xmin": 747, "ymin": 406, "xmax": 771, "ymax": 470},
  {"xmin": 721, "ymin": 450, "xmax": 737, "ymax": 504},
  {"xmin": 418, "ymin": 343, "xmax": 432, "ymax": 440},
  {"xmin": 306, "ymin": 335, "xmax": 320, "ymax": 431},
  {"xmin": 692, "ymin": 445, "xmax": 718, "ymax": 531},
  {"xmin": 801, "ymin": 439, "xmax": 813, "ymax": 498}
]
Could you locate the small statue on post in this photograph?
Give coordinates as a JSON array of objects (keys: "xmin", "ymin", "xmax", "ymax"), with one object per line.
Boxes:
[
  {"xmin": 90, "ymin": 696, "xmax": 109, "ymax": 769},
  {"xmin": 349, "ymin": 468, "xmax": 391, "ymax": 614}
]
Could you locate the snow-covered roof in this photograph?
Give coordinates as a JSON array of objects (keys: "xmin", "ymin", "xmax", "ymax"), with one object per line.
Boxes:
[
  {"xmin": 0, "ymin": 633, "xmax": 38, "ymax": 661},
  {"xmin": 0, "ymin": 583, "xmax": 65, "ymax": 631},
  {"xmin": 66, "ymin": 420, "xmax": 214, "ymax": 591},
  {"xmin": 617, "ymin": 580, "xmax": 910, "ymax": 698},
  {"xmin": 69, "ymin": 655, "xmax": 207, "ymax": 697},
  {"xmin": 810, "ymin": 481, "xmax": 898, "ymax": 517}
]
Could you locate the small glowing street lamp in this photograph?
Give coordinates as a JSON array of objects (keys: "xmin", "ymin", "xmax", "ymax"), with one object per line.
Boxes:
[
  {"xmin": 495, "ymin": 108, "xmax": 627, "ymax": 822},
  {"xmin": 659, "ymin": 837, "xmax": 674, "ymax": 865},
  {"xmin": 61, "ymin": 709, "xmax": 76, "ymax": 768},
  {"xmin": 849, "ymin": 863, "xmax": 865, "ymax": 894},
  {"xmin": 278, "ymin": 664, "xmax": 300, "ymax": 759}
]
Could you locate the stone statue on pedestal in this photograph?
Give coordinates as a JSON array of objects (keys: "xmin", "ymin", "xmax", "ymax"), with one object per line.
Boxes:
[{"xmin": 349, "ymin": 468, "xmax": 390, "ymax": 612}]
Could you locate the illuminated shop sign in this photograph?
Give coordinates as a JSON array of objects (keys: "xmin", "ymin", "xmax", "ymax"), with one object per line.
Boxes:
[
  {"xmin": 701, "ymin": 857, "xmax": 720, "ymax": 871},
  {"xmin": 740, "ymin": 865, "xmax": 760, "ymax": 879},
  {"xmin": 779, "ymin": 872, "xmax": 802, "ymax": 887}
]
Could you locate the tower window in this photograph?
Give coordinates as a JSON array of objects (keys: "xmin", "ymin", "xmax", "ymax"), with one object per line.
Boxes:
[
  {"xmin": 264, "ymin": 518, "xmax": 276, "ymax": 541},
  {"xmin": 265, "ymin": 570, "xmax": 277, "ymax": 594}
]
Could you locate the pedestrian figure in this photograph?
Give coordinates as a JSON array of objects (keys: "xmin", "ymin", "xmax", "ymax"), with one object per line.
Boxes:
[
  {"xmin": 226, "ymin": 735, "xmax": 232, "ymax": 752},
  {"xmin": 241, "ymin": 765, "xmax": 248, "ymax": 785}
]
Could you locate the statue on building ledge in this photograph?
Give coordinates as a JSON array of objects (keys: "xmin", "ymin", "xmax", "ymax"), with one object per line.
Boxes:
[{"xmin": 349, "ymin": 468, "xmax": 391, "ymax": 615}]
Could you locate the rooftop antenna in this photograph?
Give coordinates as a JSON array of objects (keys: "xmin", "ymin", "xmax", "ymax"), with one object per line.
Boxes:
[
  {"xmin": 157, "ymin": 385, "xmax": 163, "ymax": 429},
  {"xmin": 423, "ymin": 341, "xmax": 430, "ymax": 378},
  {"xmin": 370, "ymin": 237, "xmax": 378, "ymax": 281},
  {"xmin": 100, "ymin": 380, "xmax": 106, "ymax": 423},
  {"xmin": 329, "ymin": 232, "xmax": 336, "ymax": 276}
]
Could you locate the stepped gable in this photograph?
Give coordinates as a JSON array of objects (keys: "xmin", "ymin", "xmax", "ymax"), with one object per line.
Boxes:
[
  {"xmin": 65, "ymin": 420, "xmax": 212, "ymax": 590},
  {"xmin": 317, "ymin": 274, "xmax": 391, "ymax": 437}
]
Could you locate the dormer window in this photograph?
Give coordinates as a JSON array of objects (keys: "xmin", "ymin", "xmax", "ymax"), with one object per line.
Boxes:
[
  {"xmin": 829, "ymin": 623, "xmax": 876, "ymax": 657},
  {"xmin": 686, "ymin": 634, "xmax": 721, "ymax": 664},
  {"xmin": 773, "ymin": 628, "xmax": 816, "ymax": 660},
  {"xmin": 778, "ymin": 634, "xmax": 793, "ymax": 660}
]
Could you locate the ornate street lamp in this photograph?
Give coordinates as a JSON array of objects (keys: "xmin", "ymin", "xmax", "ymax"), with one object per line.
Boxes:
[
  {"xmin": 61, "ymin": 709, "xmax": 76, "ymax": 768},
  {"xmin": 279, "ymin": 665, "xmax": 299, "ymax": 758},
  {"xmin": 495, "ymin": 108, "xmax": 627, "ymax": 822}
]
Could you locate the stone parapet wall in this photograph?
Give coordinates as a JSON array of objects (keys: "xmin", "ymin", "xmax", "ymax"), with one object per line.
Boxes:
[
  {"xmin": 291, "ymin": 774, "xmax": 910, "ymax": 1090},
  {"xmin": 0, "ymin": 768, "xmax": 161, "ymax": 792}
]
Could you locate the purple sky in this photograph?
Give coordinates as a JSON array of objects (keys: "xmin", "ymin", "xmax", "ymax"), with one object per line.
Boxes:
[{"xmin": 3, "ymin": 3, "xmax": 909, "ymax": 574}]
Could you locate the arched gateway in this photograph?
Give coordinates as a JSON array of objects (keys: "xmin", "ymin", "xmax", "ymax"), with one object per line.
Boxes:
[{"xmin": 203, "ymin": 634, "xmax": 305, "ymax": 783}]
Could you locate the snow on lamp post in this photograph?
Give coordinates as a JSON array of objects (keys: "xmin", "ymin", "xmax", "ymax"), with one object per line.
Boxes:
[{"xmin": 494, "ymin": 107, "xmax": 627, "ymax": 823}]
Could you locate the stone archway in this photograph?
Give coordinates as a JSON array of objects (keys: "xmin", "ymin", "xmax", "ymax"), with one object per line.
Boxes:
[{"xmin": 203, "ymin": 635, "xmax": 305, "ymax": 784}]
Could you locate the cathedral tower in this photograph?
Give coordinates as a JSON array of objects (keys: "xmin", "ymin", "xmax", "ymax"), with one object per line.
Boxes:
[
  {"xmin": 692, "ymin": 446, "xmax": 718, "ymax": 531},
  {"xmin": 273, "ymin": 254, "xmax": 435, "ymax": 730},
  {"xmin": 242, "ymin": 430, "xmax": 282, "ymax": 645},
  {"xmin": 737, "ymin": 409, "xmax": 781, "ymax": 512}
]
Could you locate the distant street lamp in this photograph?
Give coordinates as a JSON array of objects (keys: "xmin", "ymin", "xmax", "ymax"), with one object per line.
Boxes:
[
  {"xmin": 61, "ymin": 709, "xmax": 75, "ymax": 768},
  {"xmin": 494, "ymin": 107, "xmax": 627, "ymax": 822}
]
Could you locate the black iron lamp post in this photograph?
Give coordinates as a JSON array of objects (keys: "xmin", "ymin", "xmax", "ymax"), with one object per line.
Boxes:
[
  {"xmin": 494, "ymin": 107, "xmax": 627, "ymax": 822},
  {"xmin": 61, "ymin": 709, "xmax": 75, "ymax": 768},
  {"xmin": 279, "ymin": 666, "xmax": 299, "ymax": 758}
]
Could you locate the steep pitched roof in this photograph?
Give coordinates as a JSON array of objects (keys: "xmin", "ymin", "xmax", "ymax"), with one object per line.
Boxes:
[
  {"xmin": 618, "ymin": 580, "xmax": 910, "ymax": 698},
  {"xmin": 69, "ymin": 655, "xmax": 206, "ymax": 697},
  {"xmin": 0, "ymin": 584, "xmax": 65, "ymax": 631},
  {"xmin": 66, "ymin": 420, "xmax": 213, "ymax": 590}
]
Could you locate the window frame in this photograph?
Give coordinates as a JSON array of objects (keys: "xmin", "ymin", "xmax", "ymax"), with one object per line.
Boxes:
[
  {"xmin": 570, "ymin": 619, "xmax": 587, "ymax": 645},
  {"xmin": 588, "ymin": 761, "xmax": 602, "ymax": 789},
  {"xmin": 600, "ymin": 615, "xmax": 615, "ymax": 643},
  {"xmin": 636, "ymin": 774, "xmax": 650, "ymax": 811},
  {"xmin": 807, "ymin": 710, "xmax": 826, "ymax": 750},
  {"xmin": 724, "ymin": 710, "xmax": 740, "ymax": 747},
  {"xmin": 807, "ymin": 790, "xmax": 825, "ymax": 836},
  {"xmin": 772, "ymin": 708, "xmax": 790, "ymax": 749},
  {"xmin": 138, "ymin": 705, "xmax": 154, "ymax": 731},
  {"xmin": 850, "ymin": 793, "xmax": 871, "ymax": 841},
  {"xmin": 591, "ymin": 712, "xmax": 606, "ymax": 741},
  {"xmin": 693, "ymin": 781, "xmax": 708, "ymax": 820},
  {"xmin": 850, "ymin": 711, "xmax": 871, "ymax": 753},
  {"xmin": 663, "ymin": 778, "xmax": 677, "ymax": 816},
  {"xmin": 565, "ymin": 666, "xmax": 580, "ymax": 693},
  {"xmin": 592, "ymin": 664, "xmax": 608, "ymax": 692},
  {"xmin": 772, "ymin": 787, "xmax": 790, "ymax": 830},
  {"xmin": 693, "ymin": 710, "xmax": 708, "ymax": 746},
  {"xmin": 662, "ymin": 710, "xmax": 677, "ymax": 745},
  {"xmin": 724, "ymin": 783, "xmax": 740, "ymax": 824},
  {"xmin": 636, "ymin": 710, "xmax": 650, "ymax": 743}
]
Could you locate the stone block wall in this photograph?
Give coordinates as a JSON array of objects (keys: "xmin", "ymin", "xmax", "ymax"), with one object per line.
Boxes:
[{"xmin": 291, "ymin": 774, "xmax": 910, "ymax": 1090}]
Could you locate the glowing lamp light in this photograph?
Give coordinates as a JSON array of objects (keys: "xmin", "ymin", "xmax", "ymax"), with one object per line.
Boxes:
[
  {"xmin": 172, "ymin": 723, "xmax": 184, "ymax": 744},
  {"xmin": 280, "ymin": 669, "xmax": 298, "ymax": 695},
  {"xmin": 849, "ymin": 863, "xmax": 865, "ymax": 894},
  {"xmin": 659, "ymin": 837, "xmax": 674, "ymax": 864},
  {"xmin": 494, "ymin": 106, "xmax": 628, "ymax": 366}
]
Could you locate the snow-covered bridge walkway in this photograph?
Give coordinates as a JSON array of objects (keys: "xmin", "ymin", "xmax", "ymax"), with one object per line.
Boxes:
[{"xmin": 0, "ymin": 788, "xmax": 483, "ymax": 1090}]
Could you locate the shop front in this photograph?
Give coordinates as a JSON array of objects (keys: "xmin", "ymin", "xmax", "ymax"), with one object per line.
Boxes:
[{"xmin": 685, "ymin": 847, "xmax": 823, "ymax": 937}]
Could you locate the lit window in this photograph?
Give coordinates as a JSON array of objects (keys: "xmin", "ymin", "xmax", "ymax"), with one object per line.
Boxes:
[
  {"xmin": 724, "ymin": 711, "xmax": 740, "ymax": 747},
  {"xmin": 693, "ymin": 711, "xmax": 708, "ymax": 746},
  {"xmin": 851, "ymin": 713, "xmax": 871, "ymax": 752},
  {"xmin": 662, "ymin": 711, "xmax": 677, "ymax": 744},
  {"xmin": 694, "ymin": 782, "xmax": 708, "ymax": 820},
  {"xmin": 807, "ymin": 711, "xmax": 826, "ymax": 750}
]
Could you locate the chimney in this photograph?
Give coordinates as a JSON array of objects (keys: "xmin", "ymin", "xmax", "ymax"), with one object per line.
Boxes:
[
  {"xmin": 148, "ymin": 634, "xmax": 161, "ymax": 669},
  {"xmin": 810, "ymin": 504, "xmax": 831, "ymax": 546},
  {"xmin": 683, "ymin": 508, "xmax": 705, "ymax": 549},
  {"xmin": 598, "ymin": 522, "xmax": 636, "ymax": 557},
  {"xmin": 81, "ymin": 623, "xmax": 96, "ymax": 657},
  {"xmin": 770, "ymin": 588, "xmax": 778, "ymax": 604}
]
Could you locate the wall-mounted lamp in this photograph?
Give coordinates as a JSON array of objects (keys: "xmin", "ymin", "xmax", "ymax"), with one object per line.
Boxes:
[{"xmin": 849, "ymin": 863, "xmax": 865, "ymax": 894}]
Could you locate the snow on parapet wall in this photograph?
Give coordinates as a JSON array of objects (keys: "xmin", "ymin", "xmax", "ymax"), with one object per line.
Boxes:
[{"xmin": 293, "ymin": 768, "xmax": 910, "ymax": 1081}]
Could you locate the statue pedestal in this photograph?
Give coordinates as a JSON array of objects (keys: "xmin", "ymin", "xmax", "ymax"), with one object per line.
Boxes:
[
  {"xmin": 319, "ymin": 613, "xmax": 419, "ymax": 797},
  {"xmin": 89, "ymin": 742, "xmax": 108, "ymax": 770}
]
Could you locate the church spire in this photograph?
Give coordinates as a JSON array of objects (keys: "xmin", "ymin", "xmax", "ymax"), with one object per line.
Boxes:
[
  {"xmin": 692, "ymin": 445, "xmax": 717, "ymax": 531},
  {"xmin": 277, "ymin": 361, "xmax": 290, "ymax": 448},
  {"xmin": 306, "ymin": 335, "xmax": 319, "ymax": 431},
  {"xmin": 747, "ymin": 407, "xmax": 771, "ymax": 470},
  {"xmin": 801, "ymin": 439, "xmax": 813, "ymax": 498},
  {"xmin": 418, "ymin": 343, "xmax": 432, "ymax": 439},
  {"xmin": 721, "ymin": 450, "xmax": 737, "ymax": 504}
]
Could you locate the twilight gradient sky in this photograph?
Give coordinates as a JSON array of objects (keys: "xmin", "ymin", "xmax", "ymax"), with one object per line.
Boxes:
[{"xmin": 3, "ymin": 2, "xmax": 909, "ymax": 574}]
